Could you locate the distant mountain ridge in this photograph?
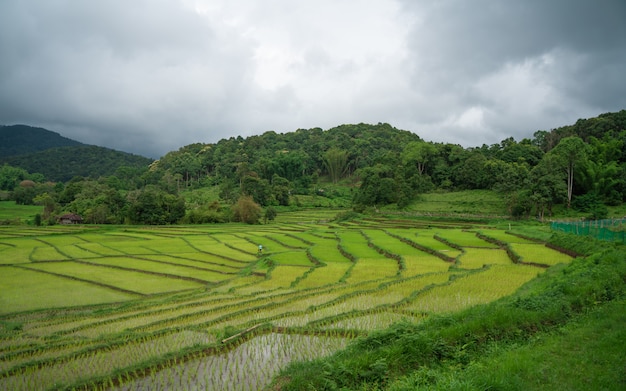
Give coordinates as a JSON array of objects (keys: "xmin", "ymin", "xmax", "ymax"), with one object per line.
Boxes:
[
  {"xmin": 0, "ymin": 124, "xmax": 153, "ymax": 182},
  {"xmin": 0, "ymin": 124, "xmax": 84, "ymax": 157}
]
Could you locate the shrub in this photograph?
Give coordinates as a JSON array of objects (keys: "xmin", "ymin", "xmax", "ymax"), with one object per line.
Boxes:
[
  {"xmin": 264, "ymin": 206, "xmax": 277, "ymax": 223},
  {"xmin": 183, "ymin": 209, "xmax": 226, "ymax": 223},
  {"xmin": 232, "ymin": 195, "xmax": 262, "ymax": 224}
]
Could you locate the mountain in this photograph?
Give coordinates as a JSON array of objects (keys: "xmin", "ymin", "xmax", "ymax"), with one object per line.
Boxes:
[
  {"xmin": 0, "ymin": 124, "xmax": 84, "ymax": 157},
  {"xmin": 0, "ymin": 124, "xmax": 153, "ymax": 182}
]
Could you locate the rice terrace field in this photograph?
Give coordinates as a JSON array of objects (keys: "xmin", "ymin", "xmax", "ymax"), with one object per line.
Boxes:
[{"xmin": 0, "ymin": 210, "xmax": 574, "ymax": 390}]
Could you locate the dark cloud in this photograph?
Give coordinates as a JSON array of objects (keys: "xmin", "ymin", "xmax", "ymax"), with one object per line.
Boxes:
[
  {"xmin": 0, "ymin": 0, "xmax": 256, "ymax": 157},
  {"xmin": 399, "ymin": 0, "xmax": 626, "ymax": 144},
  {"xmin": 1, "ymin": 0, "xmax": 624, "ymax": 158}
]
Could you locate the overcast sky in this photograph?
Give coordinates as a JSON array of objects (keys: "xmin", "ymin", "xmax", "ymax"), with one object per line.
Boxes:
[{"xmin": 1, "ymin": 0, "xmax": 625, "ymax": 158}]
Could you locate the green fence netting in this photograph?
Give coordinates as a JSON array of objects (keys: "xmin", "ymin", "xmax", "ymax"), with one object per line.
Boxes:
[{"xmin": 551, "ymin": 218, "xmax": 626, "ymax": 244}]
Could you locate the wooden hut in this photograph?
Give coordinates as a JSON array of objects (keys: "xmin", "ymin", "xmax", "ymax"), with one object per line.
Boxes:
[{"xmin": 58, "ymin": 213, "xmax": 83, "ymax": 224}]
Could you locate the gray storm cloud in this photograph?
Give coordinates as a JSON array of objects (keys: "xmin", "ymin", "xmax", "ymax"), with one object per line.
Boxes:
[{"xmin": 1, "ymin": 0, "xmax": 624, "ymax": 158}]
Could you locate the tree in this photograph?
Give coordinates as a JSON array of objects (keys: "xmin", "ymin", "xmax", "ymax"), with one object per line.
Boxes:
[
  {"xmin": 274, "ymin": 151, "xmax": 310, "ymax": 181},
  {"xmin": 172, "ymin": 152, "xmax": 201, "ymax": 187},
  {"xmin": 58, "ymin": 177, "xmax": 85, "ymax": 205},
  {"xmin": 353, "ymin": 164, "xmax": 398, "ymax": 207},
  {"xmin": 488, "ymin": 160, "xmax": 529, "ymax": 194},
  {"xmin": 271, "ymin": 175, "xmax": 291, "ymax": 206},
  {"xmin": 401, "ymin": 141, "xmax": 437, "ymax": 176},
  {"xmin": 33, "ymin": 192, "xmax": 56, "ymax": 220},
  {"xmin": 241, "ymin": 176, "xmax": 272, "ymax": 206},
  {"xmin": 232, "ymin": 195, "xmax": 262, "ymax": 224},
  {"xmin": 127, "ymin": 187, "xmax": 185, "ymax": 224},
  {"xmin": 498, "ymin": 140, "xmax": 544, "ymax": 167},
  {"xmin": 264, "ymin": 206, "xmax": 277, "ymax": 224},
  {"xmin": 0, "ymin": 164, "xmax": 29, "ymax": 191},
  {"xmin": 12, "ymin": 184, "xmax": 36, "ymax": 205},
  {"xmin": 454, "ymin": 152, "xmax": 490, "ymax": 189},
  {"xmin": 529, "ymin": 154, "xmax": 567, "ymax": 220},
  {"xmin": 578, "ymin": 160, "xmax": 621, "ymax": 203},
  {"xmin": 548, "ymin": 137, "xmax": 588, "ymax": 208},
  {"xmin": 323, "ymin": 148, "xmax": 348, "ymax": 184},
  {"xmin": 68, "ymin": 181, "xmax": 126, "ymax": 224}
]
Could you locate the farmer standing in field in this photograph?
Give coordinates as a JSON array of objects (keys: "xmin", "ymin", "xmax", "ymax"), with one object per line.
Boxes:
[{"xmin": 258, "ymin": 244, "xmax": 263, "ymax": 256}]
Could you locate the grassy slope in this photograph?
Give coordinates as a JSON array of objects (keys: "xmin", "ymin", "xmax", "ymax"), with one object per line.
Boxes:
[
  {"xmin": 268, "ymin": 232, "xmax": 626, "ymax": 390},
  {"xmin": 0, "ymin": 201, "xmax": 41, "ymax": 223},
  {"xmin": 451, "ymin": 299, "xmax": 626, "ymax": 390}
]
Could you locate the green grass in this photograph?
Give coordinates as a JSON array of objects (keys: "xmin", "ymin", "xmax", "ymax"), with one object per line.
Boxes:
[
  {"xmin": 0, "ymin": 266, "xmax": 137, "ymax": 313},
  {"xmin": 30, "ymin": 245, "xmax": 70, "ymax": 261},
  {"xmin": 0, "ymin": 201, "xmax": 41, "ymax": 223},
  {"xmin": 258, "ymin": 232, "xmax": 310, "ymax": 249},
  {"xmin": 0, "ymin": 238, "xmax": 47, "ymax": 264},
  {"xmin": 403, "ymin": 265, "xmax": 540, "ymax": 314},
  {"xmin": 269, "ymin": 250, "xmax": 313, "ymax": 266},
  {"xmin": 293, "ymin": 232, "xmax": 351, "ymax": 263},
  {"xmin": 458, "ymin": 248, "xmax": 512, "ymax": 269},
  {"xmin": 22, "ymin": 261, "xmax": 205, "ymax": 295},
  {"xmin": 346, "ymin": 258, "xmax": 399, "ymax": 283},
  {"xmin": 510, "ymin": 243, "xmax": 574, "ymax": 266},
  {"xmin": 338, "ymin": 230, "xmax": 385, "ymax": 259},
  {"xmin": 402, "ymin": 254, "xmax": 451, "ymax": 276},
  {"xmin": 405, "ymin": 299, "xmax": 626, "ymax": 391},
  {"xmin": 140, "ymin": 254, "xmax": 241, "ymax": 273},
  {"xmin": 84, "ymin": 257, "xmax": 231, "ymax": 282},
  {"xmin": 404, "ymin": 190, "xmax": 507, "ymax": 216},
  {"xmin": 296, "ymin": 262, "xmax": 352, "ymax": 287},
  {"xmin": 394, "ymin": 228, "xmax": 464, "ymax": 257},
  {"xmin": 477, "ymin": 228, "xmax": 539, "ymax": 244},
  {"xmin": 436, "ymin": 229, "xmax": 500, "ymax": 248}
]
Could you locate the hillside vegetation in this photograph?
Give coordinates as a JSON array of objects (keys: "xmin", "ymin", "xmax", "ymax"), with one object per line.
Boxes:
[
  {"xmin": 0, "ymin": 125, "xmax": 83, "ymax": 157},
  {"xmin": 0, "ymin": 125, "xmax": 152, "ymax": 184},
  {"xmin": 1, "ymin": 110, "xmax": 625, "ymax": 225},
  {"xmin": 2, "ymin": 145, "xmax": 153, "ymax": 183}
]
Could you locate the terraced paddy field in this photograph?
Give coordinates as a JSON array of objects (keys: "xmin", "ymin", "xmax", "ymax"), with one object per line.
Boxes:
[{"xmin": 0, "ymin": 215, "xmax": 573, "ymax": 390}]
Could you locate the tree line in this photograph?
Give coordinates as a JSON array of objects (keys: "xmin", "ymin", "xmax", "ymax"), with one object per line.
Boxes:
[{"xmin": 1, "ymin": 111, "xmax": 625, "ymax": 224}]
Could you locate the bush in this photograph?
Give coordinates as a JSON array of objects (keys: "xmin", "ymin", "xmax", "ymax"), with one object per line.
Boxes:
[
  {"xmin": 572, "ymin": 192, "xmax": 603, "ymax": 213},
  {"xmin": 588, "ymin": 204, "xmax": 608, "ymax": 220},
  {"xmin": 232, "ymin": 195, "xmax": 262, "ymax": 224},
  {"xmin": 183, "ymin": 209, "xmax": 226, "ymax": 224},
  {"xmin": 572, "ymin": 190, "xmax": 622, "ymax": 210},
  {"xmin": 263, "ymin": 206, "xmax": 277, "ymax": 224}
]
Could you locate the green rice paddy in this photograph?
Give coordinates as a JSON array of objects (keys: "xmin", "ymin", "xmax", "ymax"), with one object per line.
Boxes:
[{"xmin": 0, "ymin": 212, "xmax": 573, "ymax": 390}]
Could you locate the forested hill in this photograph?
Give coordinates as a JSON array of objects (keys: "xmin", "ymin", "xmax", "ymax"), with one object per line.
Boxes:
[
  {"xmin": 2, "ymin": 111, "xmax": 626, "ymax": 225},
  {"xmin": 154, "ymin": 122, "xmax": 423, "ymax": 184},
  {"xmin": 2, "ymin": 146, "xmax": 154, "ymax": 182},
  {"xmin": 0, "ymin": 124, "xmax": 84, "ymax": 157},
  {"xmin": 534, "ymin": 110, "xmax": 626, "ymax": 150},
  {"xmin": 0, "ymin": 125, "xmax": 153, "ymax": 182}
]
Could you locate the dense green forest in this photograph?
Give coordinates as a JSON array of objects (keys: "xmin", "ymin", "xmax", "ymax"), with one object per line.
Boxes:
[
  {"xmin": 1, "ymin": 110, "xmax": 625, "ymax": 225},
  {"xmin": 1, "ymin": 145, "xmax": 153, "ymax": 183},
  {"xmin": 0, "ymin": 124, "xmax": 84, "ymax": 157}
]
